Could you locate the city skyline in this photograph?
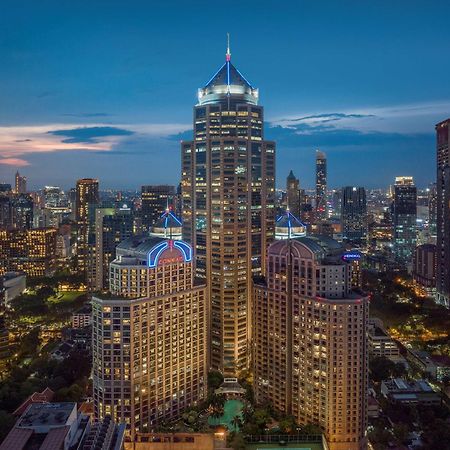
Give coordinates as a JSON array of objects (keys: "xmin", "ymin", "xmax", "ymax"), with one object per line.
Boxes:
[{"xmin": 1, "ymin": 1, "xmax": 450, "ymax": 189}]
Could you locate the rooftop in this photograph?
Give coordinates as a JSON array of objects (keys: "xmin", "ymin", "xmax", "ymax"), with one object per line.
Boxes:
[{"xmin": 17, "ymin": 402, "xmax": 75, "ymax": 428}]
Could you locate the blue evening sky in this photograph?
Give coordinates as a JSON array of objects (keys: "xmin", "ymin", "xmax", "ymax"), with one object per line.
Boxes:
[{"xmin": 0, "ymin": 0, "xmax": 449, "ymax": 190}]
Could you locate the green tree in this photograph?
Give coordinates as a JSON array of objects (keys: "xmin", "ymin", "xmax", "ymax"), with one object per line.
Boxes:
[
  {"xmin": 0, "ymin": 410, "xmax": 15, "ymax": 442},
  {"xmin": 207, "ymin": 370, "xmax": 224, "ymax": 391},
  {"xmin": 231, "ymin": 414, "xmax": 243, "ymax": 431},
  {"xmin": 228, "ymin": 432, "xmax": 246, "ymax": 450},
  {"xmin": 278, "ymin": 415, "xmax": 297, "ymax": 434}
]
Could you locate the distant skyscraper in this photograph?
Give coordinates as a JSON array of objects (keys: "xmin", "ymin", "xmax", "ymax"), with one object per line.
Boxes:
[
  {"xmin": 181, "ymin": 43, "xmax": 276, "ymax": 373},
  {"xmin": 413, "ymin": 243, "xmax": 436, "ymax": 298},
  {"xmin": 141, "ymin": 185, "xmax": 175, "ymax": 231},
  {"xmin": 0, "ymin": 184, "xmax": 11, "ymax": 194},
  {"xmin": 11, "ymin": 194, "xmax": 34, "ymax": 230},
  {"xmin": 76, "ymin": 178, "xmax": 99, "ymax": 278},
  {"xmin": 315, "ymin": 150, "xmax": 327, "ymax": 221},
  {"xmin": 427, "ymin": 182, "xmax": 437, "ymax": 234},
  {"xmin": 436, "ymin": 119, "xmax": 450, "ymax": 307},
  {"xmin": 94, "ymin": 206, "xmax": 134, "ymax": 290},
  {"xmin": 253, "ymin": 236, "xmax": 368, "ymax": 450},
  {"xmin": 92, "ymin": 236, "xmax": 207, "ymax": 438},
  {"xmin": 14, "ymin": 171, "xmax": 26, "ymax": 195},
  {"xmin": 286, "ymin": 170, "xmax": 300, "ymax": 217},
  {"xmin": 341, "ymin": 186, "xmax": 367, "ymax": 243},
  {"xmin": 393, "ymin": 176, "xmax": 417, "ymax": 267}
]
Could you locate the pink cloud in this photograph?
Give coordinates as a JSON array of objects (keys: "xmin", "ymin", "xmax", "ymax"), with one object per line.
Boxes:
[{"xmin": 0, "ymin": 157, "xmax": 30, "ymax": 166}]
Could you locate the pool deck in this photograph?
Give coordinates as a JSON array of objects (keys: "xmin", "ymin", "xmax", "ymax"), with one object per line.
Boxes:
[{"xmin": 246, "ymin": 444, "xmax": 324, "ymax": 450}]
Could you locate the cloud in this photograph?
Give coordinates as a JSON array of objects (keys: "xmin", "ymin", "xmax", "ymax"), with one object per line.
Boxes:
[
  {"xmin": 48, "ymin": 126, "xmax": 134, "ymax": 144},
  {"xmin": 0, "ymin": 122, "xmax": 190, "ymax": 166},
  {"xmin": 62, "ymin": 112, "xmax": 114, "ymax": 118},
  {"xmin": 0, "ymin": 157, "xmax": 30, "ymax": 166}
]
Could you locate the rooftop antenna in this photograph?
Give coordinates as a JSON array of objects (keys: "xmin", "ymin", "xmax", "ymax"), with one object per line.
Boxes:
[{"xmin": 226, "ymin": 32, "xmax": 231, "ymax": 61}]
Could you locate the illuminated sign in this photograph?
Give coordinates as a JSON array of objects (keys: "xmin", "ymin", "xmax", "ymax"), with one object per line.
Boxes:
[
  {"xmin": 342, "ymin": 251, "xmax": 362, "ymax": 262},
  {"xmin": 148, "ymin": 240, "xmax": 192, "ymax": 268}
]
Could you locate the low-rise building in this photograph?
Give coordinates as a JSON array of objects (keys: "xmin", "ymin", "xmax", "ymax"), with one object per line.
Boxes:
[
  {"xmin": 368, "ymin": 319, "xmax": 400, "ymax": 360},
  {"xmin": 381, "ymin": 378, "xmax": 441, "ymax": 406},
  {"xmin": 0, "ymin": 272, "xmax": 26, "ymax": 306},
  {"xmin": 72, "ymin": 304, "xmax": 92, "ymax": 328},
  {"xmin": 0, "ymin": 402, "xmax": 125, "ymax": 450}
]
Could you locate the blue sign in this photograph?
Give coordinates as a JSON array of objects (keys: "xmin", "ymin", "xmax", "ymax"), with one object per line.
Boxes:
[{"xmin": 342, "ymin": 251, "xmax": 362, "ymax": 262}]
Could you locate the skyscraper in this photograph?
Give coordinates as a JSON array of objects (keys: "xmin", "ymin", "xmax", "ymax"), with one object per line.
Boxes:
[
  {"xmin": 15, "ymin": 171, "xmax": 27, "ymax": 195},
  {"xmin": 436, "ymin": 119, "xmax": 450, "ymax": 307},
  {"xmin": 181, "ymin": 42, "xmax": 276, "ymax": 373},
  {"xmin": 428, "ymin": 182, "xmax": 437, "ymax": 235},
  {"xmin": 141, "ymin": 185, "xmax": 175, "ymax": 231},
  {"xmin": 393, "ymin": 176, "xmax": 417, "ymax": 267},
  {"xmin": 341, "ymin": 186, "xmax": 367, "ymax": 244},
  {"xmin": 76, "ymin": 178, "xmax": 100, "ymax": 278},
  {"xmin": 253, "ymin": 236, "xmax": 368, "ymax": 450},
  {"xmin": 286, "ymin": 170, "xmax": 301, "ymax": 217},
  {"xmin": 94, "ymin": 206, "xmax": 134, "ymax": 290},
  {"xmin": 92, "ymin": 236, "xmax": 207, "ymax": 437},
  {"xmin": 315, "ymin": 150, "xmax": 327, "ymax": 221},
  {"xmin": 11, "ymin": 194, "xmax": 34, "ymax": 230}
]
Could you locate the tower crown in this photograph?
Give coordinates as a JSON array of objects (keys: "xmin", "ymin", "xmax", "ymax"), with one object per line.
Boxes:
[{"xmin": 197, "ymin": 37, "xmax": 258, "ymax": 105}]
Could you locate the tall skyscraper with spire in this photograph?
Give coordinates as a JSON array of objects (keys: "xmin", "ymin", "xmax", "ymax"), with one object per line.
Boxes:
[
  {"xmin": 181, "ymin": 40, "xmax": 276, "ymax": 373},
  {"xmin": 315, "ymin": 150, "xmax": 327, "ymax": 221},
  {"xmin": 286, "ymin": 170, "xmax": 301, "ymax": 218}
]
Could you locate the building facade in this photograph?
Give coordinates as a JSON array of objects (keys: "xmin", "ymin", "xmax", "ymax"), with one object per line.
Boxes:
[
  {"xmin": 141, "ymin": 185, "xmax": 175, "ymax": 232},
  {"xmin": 413, "ymin": 243, "xmax": 436, "ymax": 298},
  {"xmin": 15, "ymin": 171, "xmax": 27, "ymax": 194},
  {"xmin": 286, "ymin": 170, "xmax": 301, "ymax": 218},
  {"xmin": 0, "ymin": 228, "xmax": 57, "ymax": 277},
  {"xmin": 341, "ymin": 186, "xmax": 367, "ymax": 244},
  {"xmin": 253, "ymin": 236, "xmax": 368, "ymax": 450},
  {"xmin": 92, "ymin": 236, "xmax": 207, "ymax": 438},
  {"xmin": 181, "ymin": 45, "xmax": 276, "ymax": 373},
  {"xmin": 76, "ymin": 178, "xmax": 100, "ymax": 280},
  {"xmin": 393, "ymin": 176, "xmax": 417, "ymax": 267},
  {"xmin": 436, "ymin": 119, "xmax": 450, "ymax": 307},
  {"xmin": 315, "ymin": 150, "xmax": 327, "ymax": 221}
]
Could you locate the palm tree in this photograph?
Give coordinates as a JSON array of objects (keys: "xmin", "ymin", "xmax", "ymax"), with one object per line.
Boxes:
[{"xmin": 231, "ymin": 415, "xmax": 243, "ymax": 431}]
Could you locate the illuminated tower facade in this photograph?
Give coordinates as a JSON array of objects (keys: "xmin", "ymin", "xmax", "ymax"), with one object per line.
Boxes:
[
  {"xmin": 393, "ymin": 176, "xmax": 417, "ymax": 267},
  {"xmin": 76, "ymin": 178, "xmax": 100, "ymax": 278},
  {"xmin": 286, "ymin": 170, "xmax": 301, "ymax": 218},
  {"xmin": 436, "ymin": 119, "xmax": 450, "ymax": 307},
  {"xmin": 15, "ymin": 171, "xmax": 27, "ymax": 194},
  {"xmin": 181, "ymin": 42, "xmax": 276, "ymax": 373},
  {"xmin": 253, "ymin": 236, "xmax": 368, "ymax": 450},
  {"xmin": 341, "ymin": 186, "xmax": 367, "ymax": 244},
  {"xmin": 92, "ymin": 236, "xmax": 207, "ymax": 438},
  {"xmin": 315, "ymin": 150, "xmax": 327, "ymax": 221}
]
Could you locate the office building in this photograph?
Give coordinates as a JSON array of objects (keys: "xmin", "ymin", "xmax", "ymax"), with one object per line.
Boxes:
[
  {"xmin": 368, "ymin": 319, "xmax": 400, "ymax": 360},
  {"xmin": 253, "ymin": 235, "xmax": 368, "ymax": 450},
  {"xmin": 0, "ymin": 228, "xmax": 57, "ymax": 277},
  {"xmin": 94, "ymin": 206, "xmax": 134, "ymax": 290},
  {"xmin": 436, "ymin": 119, "xmax": 450, "ymax": 307},
  {"xmin": 181, "ymin": 43, "xmax": 275, "ymax": 373},
  {"xmin": 11, "ymin": 194, "xmax": 34, "ymax": 230},
  {"xmin": 413, "ymin": 243, "xmax": 436, "ymax": 297},
  {"xmin": 393, "ymin": 176, "xmax": 417, "ymax": 267},
  {"xmin": 286, "ymin": 170, "xmax": 301, "ymax": 218},
  {"xmin": 0, "ymin": 183, "xmax": 11, "ymax": 193},
  {"xmin": 341, "ymin": 186, "xmax": 367, "ymax": 243},
  {"xmin": 427, "ymin": 182, "xmax": 437, "ymax": 234},
  {"xmin": 76, "ymin": 179, "xmax": 100, "ymax": 279},
  {"xmin": 315, "ymin": 150, "xmax": 327, "ymax": 221},
  {"xmin": 15, "ymin": 171, "xmax": 27, "ymax": 194},
  {"xmin": 141, "ymin": 185, "xmax": 175, "ymax": 231},
  {"xmin": 92, "ymin": 236, "xmax": 207, "ymax": 438}
]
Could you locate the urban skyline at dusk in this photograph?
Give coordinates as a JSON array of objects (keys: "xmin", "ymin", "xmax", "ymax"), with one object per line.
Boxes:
[{"xmin": 1, "ymin": 1, "xmax": 450, "ymax": 189}]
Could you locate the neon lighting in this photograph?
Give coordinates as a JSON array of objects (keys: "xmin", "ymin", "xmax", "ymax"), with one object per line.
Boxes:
[
  {"xmin": 204, "ymin": 62, "xmax": 226, "ymax": 87},
  {"xmin": 174, "ymin": 240, "xmax": 193, "ymax": 262},
  {"xmin": 168, "ymin": 211, "xmax": 182, "ymax": 226},
  {"xmin": 148, "ymin": 241, "xmax": 168, "ymax": 268},
  {"xmin": 235, "ymin": 66, "xmax": 254, "ymax": 88},
  {"xmin": 342, "ymin": 252, "xmax": 361, "ymax": 261},
  {"xmin": 227, "ymin": 60, "xmax": 230, "ymax": 86}
]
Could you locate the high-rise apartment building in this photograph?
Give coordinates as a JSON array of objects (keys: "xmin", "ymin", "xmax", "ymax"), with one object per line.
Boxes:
[
  {"xmin": 11, "ymin": 194, "xmax": 34, "ymax": 230},
  {"xmin": 141, "ymin": 185, "xmax": 175, "ymax": 231},
  {"xmin": 15, "ymin": 171, "xmax": 27, "ymax": 194},
  {"xmin": 181, "ymin": 44, "xmax": 276, "ymax": 373},
  {"xmin": 94, "ymin": 206, "xmax": 134, "ymax": 290},
  {"xmin": 253, "ymin": 236, "xmax": 369, "ymax": 450},
  {"xmin": 286, "ymin": 170, "xmax": 301, "ymax": 218},
  {"xmin": 315, "ymin": 150, "xmax": 327, "ymax": 221},
  {"xmin": 436, "ymin": 119, "xmax": 450, "ymax": 307},
  {"xmin": 393, "ymin": 176, "xmax": 417, "ymax": 267},
  {"xmin": 427, "ymin": 182, "xmax": 437, "ymax": 234},
  {"xmin": 413, "ymin": 243, "xmax": 436, "ymax": 298},
  {"xmin": 341, "ymin": 186, "xmax": 367, "ymax": 244},
  {"xmin": 92, "ymin": 236, "xmax": 207, "ymax": 438},
  {"xmin": 76, "ymin": 178, "xmax": 99, "ymax": 278},
  {"xmin": 0, "ymin": 228, "xmax": 57, "ymax": 277}
]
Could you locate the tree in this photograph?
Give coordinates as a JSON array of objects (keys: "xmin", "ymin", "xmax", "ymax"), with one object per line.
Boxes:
[
  {"xmin": 393, "ymin": 423, "xmax": 409, "ymax": 443},
  {"xmin": 370, "ymin": 356, "xmax": 398, "ymax": 382},
  {"xmin": 278, "ymin": 415, "xmax": 297, "ymax": 434},
  {"xmin": 228, "ymin": 432, "xmax": 246, "ymax": 450},
  {"xmin": 231, "ymin": 414, "xmax": 243, "ymax": 431},
  {"xmin": 207, "ymin": 370, "xmax": 224, "ymax": 391}
]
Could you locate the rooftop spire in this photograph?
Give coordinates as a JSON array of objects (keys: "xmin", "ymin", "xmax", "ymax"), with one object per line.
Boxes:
[{"xmin": 226, "ymin": 32, "xmax": 231, "ymax": 61}]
